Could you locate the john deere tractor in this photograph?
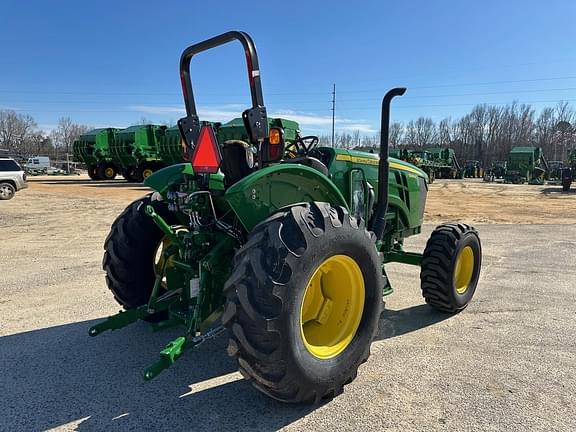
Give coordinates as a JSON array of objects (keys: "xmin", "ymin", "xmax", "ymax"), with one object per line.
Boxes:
[{"xmin": 90, "ymin": 31, "xmax": 482, "ymax": 403}]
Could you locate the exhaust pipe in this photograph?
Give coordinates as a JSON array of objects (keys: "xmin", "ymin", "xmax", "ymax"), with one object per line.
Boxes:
[{"xmin": 371, "ymin": 87, "xmax": 406, "ymax": 241}]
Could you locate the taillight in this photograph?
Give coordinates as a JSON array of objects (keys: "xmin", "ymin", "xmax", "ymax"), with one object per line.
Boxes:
[
  {"xmin": 267, "ymin": 127, "xmax": 285, "ymax": 161},
  {"xmin": 190, "ymin": 125, "xmax": 221, "ymax": 174}
]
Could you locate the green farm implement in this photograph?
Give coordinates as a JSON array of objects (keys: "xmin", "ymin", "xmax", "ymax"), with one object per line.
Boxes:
[
  {"xmin": 73, "ymin": 128, "xmax": 120, "ymax": 180},
  {"xmin": 90, "ymin": 31, "xmax": 482, "ymax": 403},
  {"xmin": 427, "ymin": 148, "xmax": 463, "ymax": 179},
  {"xmin": 110, "ymin": 124, "xmax": 166, "ymax": 182},
  {"xmin": 504, "ymin": 146, "xmax": 548, "ymax": 184}
]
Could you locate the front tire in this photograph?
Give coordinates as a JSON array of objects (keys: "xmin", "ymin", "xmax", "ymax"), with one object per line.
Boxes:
[
  {"xmin": 223, "ymin": 202, "xmax": 383, "ymax": 403},
  {"xmin": 420, "ymin": 223, "xmax": 482, "ymax": 313},
  {"xmin": 0, "ymin": 182, "xmax": 15, "ymax": 200}
]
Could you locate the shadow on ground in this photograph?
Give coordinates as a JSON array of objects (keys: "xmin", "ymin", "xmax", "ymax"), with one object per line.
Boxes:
[
  {"xmin": 0, "ymin": 304, "xmax": 447, "ymax": 431},
  {"xmin": 540, "ymin": 186, "xmax": 576, "ymax": 195},
  {"xmin": 377, "ymin": 304, "xmax": 451, "ymax": 340}
]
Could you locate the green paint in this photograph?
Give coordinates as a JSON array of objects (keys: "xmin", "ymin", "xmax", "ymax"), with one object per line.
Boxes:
[
  {"xmin": 73, "ymin": 128, "xmax": 117, "ymax": 166},
  {"xmin": 225, "ymin": 163, "xmax": 349, "ymax": 231},
  {"xmin": 110, "ymin": 124, "xmax": 165, "ymax": 170}
]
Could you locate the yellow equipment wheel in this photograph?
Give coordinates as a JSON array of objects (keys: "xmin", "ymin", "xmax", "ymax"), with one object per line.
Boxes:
[
  {"xmin": 420, "ymin": 223, "xmax": 482, "ymax": 312},
  {"xmin": 223, "ymin": 202, "xmax": 383, "ymax": 403}
]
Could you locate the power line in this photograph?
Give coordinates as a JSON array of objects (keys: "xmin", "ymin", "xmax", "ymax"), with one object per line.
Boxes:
[
  {"xmin": 3, "ymin": 85, "xmax": 576, "ymax": 108},
  {"xmin": 8, "ymin": 98, "xmax": 576, "ymax": 114},
  {"xmin": 2, "ymin": 75, "xmax": 576, "ymax": 98}
]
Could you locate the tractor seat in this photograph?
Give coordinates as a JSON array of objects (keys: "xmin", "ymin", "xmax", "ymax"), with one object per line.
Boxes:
[{"xmin": 283, "ymin": 156, "xmax": 329, "ymax": 176}]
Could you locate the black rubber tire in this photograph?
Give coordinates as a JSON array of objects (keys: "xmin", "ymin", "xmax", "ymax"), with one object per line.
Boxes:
[
  {"xmin": 222, "ymin": 202, "xmax": 383, "ymax": 404},
  {"xmin": 121, "ymin": 166, "xmax": 139, "ymax": 182},
  {"xmin": 0, "ymin": 182, "xmax": 16, "ymax": 200},
  {"xmin": 97, "ymin": 163, "xmax": 117, "ymax": 180},
  {"xmin": 103, "ymin": 195, "xmax": 175, "ymax": 313},
  {"xmin": 420, "ymin": 223, "xmax": 482, "ymax": 313},
  {"xmin": 135, "ymin": 164, "xmax": 155, "ymax": 183},
  {"xmin": 87, "ymin": 166, "xmax": 100, "ymax": 180}
]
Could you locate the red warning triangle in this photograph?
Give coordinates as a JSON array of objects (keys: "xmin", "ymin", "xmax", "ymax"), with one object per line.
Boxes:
[{"xmin": 191, "ymin": 125, "xmax": 221, "ymax": 174}]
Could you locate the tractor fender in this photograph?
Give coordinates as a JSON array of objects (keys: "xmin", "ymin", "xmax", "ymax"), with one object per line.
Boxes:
[{"xmin": 225, "ymin": 163, "xmax": 349, "ymax": 232}]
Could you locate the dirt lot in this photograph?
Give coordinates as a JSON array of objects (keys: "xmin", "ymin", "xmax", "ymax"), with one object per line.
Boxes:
[
  {"xmin": 1, "ymin": 176, "xmax": 575, "ymax": 431},
  {"xmin": 23, "ymin": 174, "xmax": 576, "ymax": 224}
]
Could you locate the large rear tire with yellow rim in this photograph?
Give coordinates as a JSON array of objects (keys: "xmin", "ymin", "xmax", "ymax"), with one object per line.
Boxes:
[
  {"xmin": 103, "ymin": 194, "xmax": 176, "ymax": 320},
  {"xmin": 223, "ymin": 202, "xmax": 383, "ymax": 404},
  {"xmin": 420, "ymin": 223, "xmax": 481, "ymax": 313}
]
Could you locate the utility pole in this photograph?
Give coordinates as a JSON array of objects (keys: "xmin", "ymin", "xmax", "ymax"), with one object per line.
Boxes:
[{"xmin": 331, "ymin": 83, "xmax": 336, "ymax": 147}]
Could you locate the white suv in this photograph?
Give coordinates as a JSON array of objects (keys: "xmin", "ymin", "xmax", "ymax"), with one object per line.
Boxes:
[{"xmin": 0, "ymin": 157, "xmax": 28, "ymax": 200}]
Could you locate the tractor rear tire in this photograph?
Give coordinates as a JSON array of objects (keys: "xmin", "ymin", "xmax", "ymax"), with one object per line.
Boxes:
[
  {"xmin": 223, "ymin": 202, "xmax": 383, "ymax": 404},
  {"xmin": 420, "ymin": 223, "xmax": 482, "ymax": 313},
  {"xmin": 103, "ymin": 195, "xmax": 174, "ymax": 315}
]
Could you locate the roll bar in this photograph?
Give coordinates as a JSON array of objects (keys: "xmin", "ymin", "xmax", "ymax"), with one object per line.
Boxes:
[{"xmin": 177, "ymin": 31, "xmax": 268, "ymax": 152}]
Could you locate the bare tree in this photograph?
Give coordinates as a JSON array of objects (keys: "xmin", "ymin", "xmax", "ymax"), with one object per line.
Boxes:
[
  {"xmin": 438, "ymin": 118, "xmax": 452, "ymax": 146},
  {"xmin": 0, "ymin": 110, "xmax": 37, "ymax": 155},
  {"xmin": 389, "ymin": 122, "xmax": 403, "ymax": 148},
  {"xmin": 50, "ymin": 117, "xmax": 90, "ymax": 171},
  {"xmin": 414, "ymin": 117, "xmax": 437, "ymax": 147}
]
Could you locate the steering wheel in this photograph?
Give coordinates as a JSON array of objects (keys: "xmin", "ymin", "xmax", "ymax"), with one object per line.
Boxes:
[{"xmin": 294, "ymin": 135, "xmax": 319, "ymax": 155}]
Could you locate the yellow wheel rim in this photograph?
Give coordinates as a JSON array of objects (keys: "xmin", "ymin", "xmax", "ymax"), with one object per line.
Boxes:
[
  {"xmin": 453, "ymin": 246, "xmax": 475, "ymax": 295},
  {"xmin": 105, "ymin": 167, "xmax": 114, "ymax": 178},
  {"xmin": 153, "ymin": 228, "xmax": 186, "ymax": 286},
  {"xmin": 142, "ymin": 168, "xmax": 153, "ymax": 178},
  {"xmin": 300, "ymin": 255, "xmax": 365, "ymax": 360},
  {"xmin": 153, "ymin": 236, "xmax": 173, "ymax": 287}
]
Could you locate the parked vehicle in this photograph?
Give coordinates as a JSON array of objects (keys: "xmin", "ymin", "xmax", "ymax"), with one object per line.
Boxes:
[
  {"xmin": 24, "ymin": 156, "xmax": 50, "ymax": 170},
  {"xmin": 0, "ymin": 157, "xmax": 28, "ymax": 200}
]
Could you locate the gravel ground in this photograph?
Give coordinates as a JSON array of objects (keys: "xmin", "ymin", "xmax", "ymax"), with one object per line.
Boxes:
[{"xmin": 0, "ymin": 179, "xmax": 575, "ymax": 431}]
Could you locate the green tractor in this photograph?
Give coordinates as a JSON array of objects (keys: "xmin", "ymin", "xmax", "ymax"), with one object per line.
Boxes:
[
  {"xmin": 73, "ymin": 128, "xmax": 120, "ymax": 180},
  {"xmin": 90, "ymin": 31, "xmax": 482, "ymax": 403}
]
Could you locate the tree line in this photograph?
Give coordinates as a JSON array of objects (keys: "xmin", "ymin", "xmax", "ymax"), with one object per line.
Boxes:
[
  {"xmin": 318, "ymin": 101, "xmax": 576, "ymax": 166},
  {"xmin": 0, "ymin": 110, "xmax": 90, "ymax": 161},
  {"xmin": 3, "ymin": 100, "xmax": 575, "ymax": 167}
]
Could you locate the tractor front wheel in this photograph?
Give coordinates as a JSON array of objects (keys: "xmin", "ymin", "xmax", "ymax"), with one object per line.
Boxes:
[
  {"xmin": 420, "ymin": 223, "xmax": 481, "ymax": 313},
  {"xmin": 223, "ymin": 202, "xmax": 383, "ymax": 403}
]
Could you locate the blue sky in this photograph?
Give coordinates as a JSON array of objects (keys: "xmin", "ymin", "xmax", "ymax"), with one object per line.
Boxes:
[{"xmin": 1, "ymin": 0, "xmax": 575, "ymax": 135}]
